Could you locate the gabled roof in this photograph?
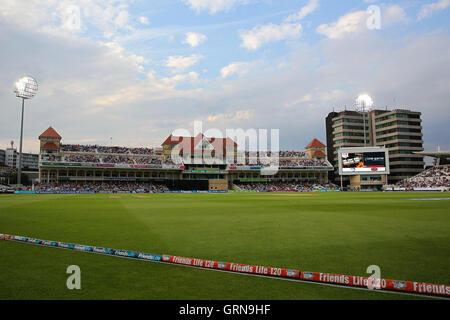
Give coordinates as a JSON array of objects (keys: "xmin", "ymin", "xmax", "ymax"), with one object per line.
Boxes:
[
  {"xmin": 42, "ymin": 142, "xmax": 59, "ymax": 150},
  {"xmin": 312, "ymin": 150, "xmax": 326, "ymax": 157},
  {"xmin": 306, "ymin": 138, "xmax": 325, "ymax": 148},
  {"xmin": 162, "ymin": 133, "xmax": 237, "ymax": 154},
  {"xmin": 39, "ymin": 127, "xmax": 61, "ymax": 139}
]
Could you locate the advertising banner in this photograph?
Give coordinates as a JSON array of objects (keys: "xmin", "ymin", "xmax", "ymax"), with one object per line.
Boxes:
[
  {"xmin": 1, "ymin": 233, "xmax": 163, "ymax": 264},
  {"xmin": 338, "ymin": 147, "xmax": 390, "ymax": 176},
  {"xmin": 300, "ymin": 271, "xmax": 450, "ymax": 297},
  {"xmin": 161, "ymin": 255, "xmax": 300, "ymax": 279},
  {"xmin": 2, "ymin": 233, "xmax": 448, "ymax": 297},
  {"xmin": 35, "ymin": 191, "xmax": 95, "ymax": 194}
]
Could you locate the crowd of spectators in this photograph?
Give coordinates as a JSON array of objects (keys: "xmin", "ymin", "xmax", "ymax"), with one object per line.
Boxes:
[
  {"xmin": 64, "ymin": 154, "xmax": 101, "ymax": 163},
  {"xmin": 34, "ymin": 181, "xmax": 338, "ymax": 193},
  {"xmin": 42, "ymin": 153, "xmax": 181, "ymax": 166},
  {"xmin": 45, "ymin": 144, "xmax": 328, "ymax": 168},
  {"xmin": 278, "ymin": 151, "xmax": 306, "ymax": 158},
  {"xmin": 129, "ymin": 147, "xmax": 155, "ymax": 155},
  {"xmin": 41, "ymin": 154, "xmax": 63, "ymax": 162},
  {"xmin": 35, "ymin": 182, "xmax": 169, "ymax": 193},
  {"xmin": 234, "ymin": 182, "xmax": 338, "ymax": 192},
  {"xmin": 135, "ymin": 157, "xmax": 162, "ymax": 165},
  {"xmin": 164, "ymin": 157, "xmax": 178, "ymax": 165},
  {"xmin": 60, "ymin": 144, "xmax": 156, "ymax": 155},
  {"xmin": 58, "ymin": 145, "xmax": 312, "ymax": 162},
  {"xmin": 60, "ymin": 144, "xmax": 97, "ymax": 153},
  {"xmin": 243, "ymin": 151, "xmax": 307, "ymax": 158},
  {"xmin": 103, "ymin": 155, "xmax": 135, "ymax": 164},
  {"xmin": 230, "ymin": 159, "xmax": 329, "ymax": 167},
  {"xmin": 97, "ymin": 146, "xmax": 130, "ymax": 154},
  {"xmin": 395, "ymin": 166, "xmax": 450, "ymax": 189},
  {"xmin": 279, "ymin": 159, "xmax": 329, "ymax": 167}
]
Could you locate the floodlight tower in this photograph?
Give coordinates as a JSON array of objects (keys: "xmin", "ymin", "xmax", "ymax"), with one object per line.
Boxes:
[
  {"xmin": 355, "ymin": 94, "xmax": 374, "ymax": 147},
  {"xmin": 14, "ymin": 76, "xmax": 38, "ymax": 186}
]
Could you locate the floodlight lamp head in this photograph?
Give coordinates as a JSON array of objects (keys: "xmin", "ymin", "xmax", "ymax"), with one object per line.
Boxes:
[
  {"xmin": 14, "ymin": 76, "xmax": 38, "ymax": 99},
  {"xmin": 355, "ymin": 94, "xmax": 374, "ymax": 112}
]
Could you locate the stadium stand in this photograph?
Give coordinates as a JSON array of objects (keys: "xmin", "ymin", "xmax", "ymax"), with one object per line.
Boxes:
[
  {"xmin": 234, "ymin": 182, "xmax": 339, "ymax": 192},
  {"xmin": 35, "ymin": 182, "xmax": 169, "ymax": 193},
  {"xmin": 394, "ymin": 165, "xmax": 449, "ymax": 190},
  {"xmin": 38, "ymin": 127, "xmax": 335, "ymax": 192},
  {"xmin": 60, "ymin": 144, "xmax": 157, "ymax": 155}
]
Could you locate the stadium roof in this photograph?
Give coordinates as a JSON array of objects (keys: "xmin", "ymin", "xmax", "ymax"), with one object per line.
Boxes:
[
  {"xmin": 312, "ymin": 150, "xmax": 326, "ymax": 157},
  {"xmin": 162, "ymin": 133, "xmax": 237, "ymax": 154},
  {"xmin": 306, "ymin": 139, "xmax": 325, "ymax": 148},
  {"xmin": 39, "ymin": 127, "xmax": 61, "ymax": 139},
  {"xmin": 414, "ymin": 151, "xmax": 450, "ymax": 157},
  {"xmin": 42, "ymin": 142, "xmax": 59, "ymax": 150}
]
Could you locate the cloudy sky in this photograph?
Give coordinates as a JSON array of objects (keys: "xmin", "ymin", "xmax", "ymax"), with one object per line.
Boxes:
[{"xmin": 0, "ymin": 0, "xmax": 449, "ymax": 153}]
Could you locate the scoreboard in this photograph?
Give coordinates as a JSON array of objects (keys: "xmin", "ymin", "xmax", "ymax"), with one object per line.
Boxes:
[{"xmin": 338, "ymin": 147, "xmax": 390, "ymax": 176}]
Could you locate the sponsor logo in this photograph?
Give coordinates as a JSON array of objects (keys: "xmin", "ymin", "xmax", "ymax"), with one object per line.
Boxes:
[
  {"xmin": 42, "ymin": 240, "xmax": 58, "ymax": 246},
  {"xmin": 303, "ymin": 272, "xmax": 314, "ymax": 280},
  {"xmin": 113, "ymin": 250, "xmax": 134, "ymax": 257},
  {"xmin": 393, "ymin": 281, "xmax": 407, "ymax": 290},
  {"xmin": 162, "ymin": 255, "xmax": 170, "ymax": 261},
  {"xmin": 28, "ymin": 238, "xmax": 41, "ymax": 244},
  {"xmin": 229, "ymin": 263, "xmax": 253, "ymax": 273},
  {"xmin": 172, "ymin": 256, "xmax": 192, "ymax": 265},
  {"xmin": 218, "ymin": 262, "xmax": 227, "ymax": 269},
  {"xmin": 287, "ymin": 270, "xmax": 297, "ymax": 277},
  {"xmin": 371, "ymin": 168, "xmax": 378, "ymax": 171},
  {"xmin": 137, "ymin": 253, "xmax": 159, "ymax": 261},
  {"xmin": 74, "ymin": 244, "xmax": 91, "ymax": 251},
  {"xmin": 57, "ymin": 242, "xmax": 72, "ymax": 249},
  {"xmin": 93, "ymin": 247, "xmax": 112, "ymax": 254}
]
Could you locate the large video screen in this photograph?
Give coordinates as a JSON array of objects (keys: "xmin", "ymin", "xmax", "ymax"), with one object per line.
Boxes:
[{"xmin": 338, "ymin": 148, "xmax": 389, "ymax": 175}]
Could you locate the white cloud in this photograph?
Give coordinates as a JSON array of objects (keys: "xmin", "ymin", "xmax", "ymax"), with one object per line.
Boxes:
[
  {"xmin": 161, "ymin": 72, "xmax": 199, "ymax": 87},
  {"xmin": 165, "ymin": 54, "xmax": 203, "ymax": 71},
  {"xmin": 418, "ymin": 0, "xmax": 450, "ymax": 20},
  {"xmin": 240, "ymin": 23, "xmax": 302, "ymax": 50},
  {"xmin": 114, "ymin": 10, "xmax": 129, "ymax": 28},
  {"xmin": 182, "ymin": 0, "xmax": 247, "ymax": 14},
  {"xmin": 100, "ymin": 41, "xmax": 148, "ymax": 72},
  {"xmin": 384, "ymin": 5, "xmax": 408, "ymax": 26},
  {"xmin": 0, "ymin": 1, "xmax": 449, "ymax": 153},
  {"xmin": 220, "ymin": 62, "xmax": 253, "ymax": 78},
  {"xmin": 139, "ymin": 16, "xmax": 149, "ymax": 25},
  {"xmin": 316, "ymin": 10, "xmax": 367, "ymax": 39},
  {"xmin": 316, "ymin": 5, "xmax": 407, "ymax": 39},
  {"xmin": 184, "ymin": 32, "xmax": 207, "ymax": 47},
  {"xmin": 206, "ymin": 109, "xmax": 254, "ymax": 122},
  {"xmin": 285, "ymin": 0, "xmax": 319, "ymax": 22},
  {"xmin": 0, "ymin": 0, "xmax": 134, "ymax": 39},
  {"xmin": 284, "ymin": 94, "xmax": 313, "ymax": 108}
]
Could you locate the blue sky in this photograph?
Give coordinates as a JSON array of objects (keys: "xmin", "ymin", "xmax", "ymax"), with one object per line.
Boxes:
[{"xmin": 0, "ymin": 0, "xmax": 449, "ymax": 153}]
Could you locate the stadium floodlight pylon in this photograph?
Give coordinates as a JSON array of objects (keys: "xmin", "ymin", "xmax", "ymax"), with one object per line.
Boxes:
[{"xmin": 13, "ymin": 76, "xmax": 38, "ymax": 186}]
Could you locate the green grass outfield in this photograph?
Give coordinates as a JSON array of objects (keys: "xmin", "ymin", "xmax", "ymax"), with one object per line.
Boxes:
[{"xmin": 0, "ymin": 191, "xmax": 449, "ymax": 300}]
